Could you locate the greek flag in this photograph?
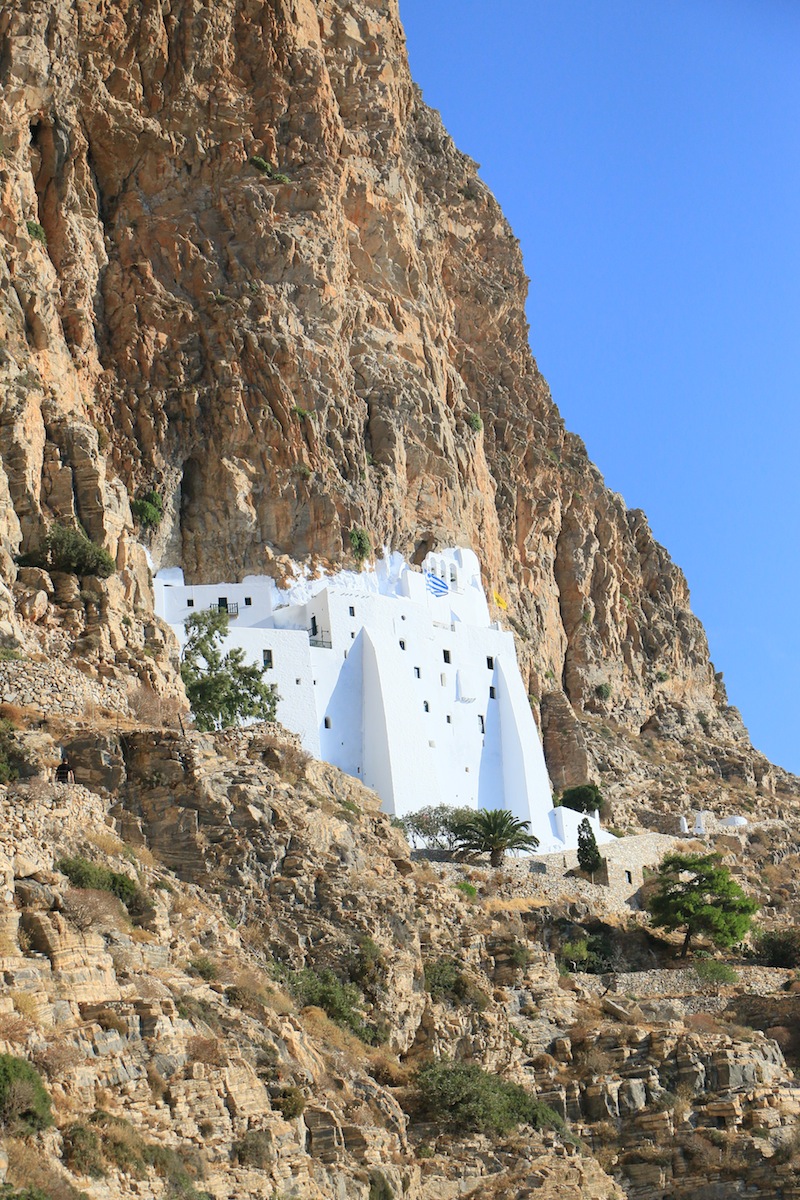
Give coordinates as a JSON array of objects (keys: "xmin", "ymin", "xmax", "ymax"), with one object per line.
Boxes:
[{"xmin": 425, "ymin": 572, "xmax": 449, "ymax": 597}]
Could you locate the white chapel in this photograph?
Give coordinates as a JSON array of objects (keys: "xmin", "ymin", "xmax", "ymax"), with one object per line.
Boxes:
[{"xmin": 155, "ymin": 547, "xmax": 607, "ymax": 854}]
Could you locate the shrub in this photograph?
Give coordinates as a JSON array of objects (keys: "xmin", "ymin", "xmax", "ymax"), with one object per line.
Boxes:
[
  {"xmin": 692, "ymin": 959, "xmax": 738, "ymax": 985},
  {"xmin": 56, "ymin": 856, "xmax": 149, "ymax": 918},
  {"xmin": 347, "ymin": 937, "xmax": 386, "ymax": 989},
  {"xmin": 272, "ymin": 1086, "xmax": 305, "ymax": 1119},
  {"xmin": 288, "ymin": 968, "xmax": 381, "ymax": 1040},
  {"xmin": 188, "ymin": 956, "xmax": 219, "ymax": 982},
  {"xmin": 130, "ymin": 489, "xmax": 164, "ymax": 530},
  {"xmin": 349, "ymin": 527, "xmax": 371, "ymax": 565},
  {"xmin": 0, "ymin": 1055, "xmax": 52, "ymax": 1131},
  {"xmin": 595, "ymin": 682, "xmax": 612, "ymax": 701},
  {"xmin": 415, "ymin": 1059, "xmax": 567, "ymax": 1136},
  {"xmin": 0, "ymin": 720, "xmax": 21, "ymax": 784},
  {"xmin": 62, "ymin": 1122, "xmax": 105, "ymax": 1176},
  {"xmin": 755, "ymin": 927, "xmax": 800, "ymax": 968},
  {"xmin": 25, "ymin": 220, "xmax": 47, "ymax": 244},
  {"xmin": 455, "ymin": 880, "xmax": 477, "ymax": 901},
  {"xmin": 18, "ymin": 522, "xmax": 115, "ymax": 578},
  {"xmin": 231, "ymin": 1128, "xmax": 271, "ymax": 1167},
  {"xmin": 466, "ymin": 412, "xmax": 483, "ymax": 432},
  {"xmin": 507, "ymin": 939, "xmax": 530, "ymax": 969},
  {"xmin": 423, "ymin": 956, "xmax": 488, "ymax": 1011}
]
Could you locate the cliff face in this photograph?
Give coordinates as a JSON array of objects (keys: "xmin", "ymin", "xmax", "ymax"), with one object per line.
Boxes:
[{"xmin": 0, "ymin": 0, "xmax": 793, "ymax": 808}]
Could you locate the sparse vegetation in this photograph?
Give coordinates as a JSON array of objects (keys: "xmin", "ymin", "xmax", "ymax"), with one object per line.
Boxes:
[
  {"xmin": 348, "ymin": 526, "xmax": 371, "ymax": 565},
  {"xmin": 0, "ymin": 1055, "xmax": 52, "ymax": 1131},
  {"xmin": 423, "ymin": 956, "xmax": 489, "ymax": 1011},
  {"xmin": 56, "ymin": 856, "xmax": 151, "ymax": 920},
  {"xmin": 17, "ymin": 522, "xmax": 115, "ymax": 578},
  {"xmin": 466, "ymin": 411, "xmax": 483, "ymax": 432},
  {"xmin": 754, "ymin": 926, "xmax": 800, "ymax": 968},
  {"xmin": 130, "ymin": 489, "xmax": 164, "ymax": 530},
  {"xmin": 455, "ymin": 880, "xmax": 477, "ymax": 901},
  {"xmin": 25, "ymin": 219, "xmax": 46, "ymax": 244},
  {"xmin": 415, "ymin": 1059, "xmax": 568, "ymax": 1137},
  {"xmin": 395, "ymin": 804, "xmax": 474, "ymax": 849}
]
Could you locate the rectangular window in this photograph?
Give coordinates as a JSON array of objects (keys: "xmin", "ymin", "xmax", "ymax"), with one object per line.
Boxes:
[
  {"xmin": 399, "ymin": 640, "xmax": 406, "ymax": 650},
  {"xmin": 187, "ymin": 598, "xmax": 194, "ymax": 608},
  {"xmin": 478, "ymin": 714, "xmax": 485, "ymax": 734},
  {"xmin": 244, "ymin": 597, "xmax": 252, "ymax": 607},
  {"xmin": 423, "ymin": 701, "xmax": 430, "ymax": 713},
  {"xmin": 295, "ymin": 678, "xmax": 301, "ymax": 686},
  {"xmin": 218, "ymin": 597, "xmax": 228, "ymax": 612},
  {"xmin": 351, "ymin": 631, "xmax": 355, "ymax": 639},
  {"xmin": 446, "ymin": 715, "xmax": 452, "ymax": 724},
  {"xmin": 443, "ymin": 649, "xmax": 451, "ymax": 664},
  {"xmin": 489, "ymin": 686, "xmax": 496, "ymax": 699},
  {"xmin": 262, "ymin": 649, "xmax": 273, "ymax": 669},
  {"xmin": 414, "ymin": 666, "xmax": 421, "ymax": 678},
  {"xmin": 310, "ymin": 615, "xmax": 318, "ymax": 637},
  {"xmin": 324, "ymin": 716, "xmax": 331, "ymax": 729},
  {"xmin": 625, "ymin": 870, "xmax": 633, "ymax": 885},
  {"xmin": 441, "ymin": 673, "xmax": 447, "ymax": 686},
  {"xmin": 486, "ymin": 656, "xmax": 494, "ymax": 670},
  {"xmin": 349, "ymin": 605, "xmax": 355, "ymax": 617}
]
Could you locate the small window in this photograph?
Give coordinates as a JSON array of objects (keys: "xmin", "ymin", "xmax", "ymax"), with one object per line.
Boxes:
[
  {"xmin": 489, "ymin": 686, "xmax": 496, "ymax": 699},
  {"xmin": 399, "ymin": 639, "xmax": 406, "ymax": 650},
  {"xmin": 414, "ymin": 666, "xmax": 421, "ymax": 679},
  {"xmin": 478, "ymin": 714, "xmax": 485, "ymax": 733},
  {"xmin": 423, "ymin": 701, "xmax": 430, "ymax": 713},
  {"xmin": 187, "ymin": 598, "xmax": 194, "ymax": 608},
  {"xmin": 349, "ymin": 605, "xmax": 355, "ymax": 617},
  {"xmin": 262, "ymin": 649, "xmax": 273, "ymax": 669},
  {"xmin": 625, "ymin": 870, "xmax": 633, "ymax": 885},
  {"xmin": 486, "ymin": 656, "xmax": 494, "ymax": 670},
  {"xmin": 350, "ymin": 631, "xmax": 355, "ymax": 639},
  {"xmin": 324, "ymin": 716, "xmax": 331, "ymax": 729},
  {"xmin": 443, "ymin": 649, "xmax": 451, "ymax": 664},
  {"xmin": 446, "ymin": 715, "xmax": 452, "ymax": 724},
  {"xmin": 441, "ymin": 673, "xmax": 447, "ymax": 686},
  {"xmin": 244, "ymin": 596, "xmax": 252, "ymax": 607},
  {"xmin": 295, "ymin": 678, "xmax": 301, "ymax": 686},
  {"xmin": 310, "ymin": 615, "xmax": 318, "ymax": 637},
  {"xmin": 343, "ymin": 649, "xmax": 348, "ymax": 659}
]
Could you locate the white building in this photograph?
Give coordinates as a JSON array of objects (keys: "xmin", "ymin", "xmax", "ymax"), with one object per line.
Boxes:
[{"xmin": 155, "ymin": 548, "xmax": 609, "ymax": 854}]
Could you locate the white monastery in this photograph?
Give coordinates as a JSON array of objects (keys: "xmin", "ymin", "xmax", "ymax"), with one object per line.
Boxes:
[{"xmin": 155, "ymin": 547, "xmax": 610, "ymax": 854}]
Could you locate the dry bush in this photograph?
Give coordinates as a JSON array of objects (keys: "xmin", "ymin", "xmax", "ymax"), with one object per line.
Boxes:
[
  {"xmin": 530, "ymin": 1052, "xmax": 558, "ymax": 1072},
  {"xmin": 187, "ymin": 1036, "xmax": 228, "ymax": 1067},
  {"xmin": 33, "ymin": 1041, "xmax": 84, "ymax": 1080},
  {"xmin": 299, "ymin": 1006, "xmax": 367, "ymax": 1066},
  {"xmin": 685, "ymin": 1012, "xmax": 725, "ymax": 1036},
  {"xmin": 577, "ymin": 1045, "xmax": 615, "ymax": 1079},
  {"xmin": 483, "ymin": 896, "xmax": 551, "ymax": 914},
  {"xmin": 146, "ymin": 1062, "xmax": 168, "ymax": 1100},
  {"xmin": 128, "ymin": 685, "xmax": 165, "ymax": 725},
  {"xmin": 6, "ymin": 1137, "xmax": 83, "ymax": 1200},
  {"xmin": 62, "ymin": 886, "xmax": 129, "ymax": 933},
  {"xmin": 0, "ymin": 1014, "xmax": 33, "ymax": 1045},
  {"xmin": 85, "ymin": 827, "xmax": 126, "ymax": 856},
  {"xmin": 367, "ymin": 1053, "xmax": 411, "ymax": 1087},
  {"xmin": 10, "ymin": 992, "xmax": 40, "ymax": 1023},
  {"xmin": 94, "ymin": 1007, "xmax": 128, "ymax": 1036}
]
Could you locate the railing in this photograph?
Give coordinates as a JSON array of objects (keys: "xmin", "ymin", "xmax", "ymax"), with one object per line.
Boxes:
[
  {"xmin": 309, "ymin": 629, "xmax": 333, "ymax": 648},
  {"xmin": 210, "ymin": 601, "xmax": 239, "ymax": 617}
]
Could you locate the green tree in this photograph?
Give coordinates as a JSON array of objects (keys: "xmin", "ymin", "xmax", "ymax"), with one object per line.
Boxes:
[
  {"xmin": 577, "ymin": 817, "xmax": 602, "ymax": 877},
  {"xmin": 180, "ymin": 608, "xmax": 279, "ymax": 732},
  {"xmin": 645, "ymin": 852, "xmax": 758, "ymax": 957},
  {"xmin": 396, "ymin": 804, "xmax": 474, "ymax": 849},
  {"xmin": 349, "ymin": 526, "xmax": 371, "ymax": 565},
  {"xmin": 456, "ymin": 809, "xmax": 539, "ymax": 868},
  {"xmin": 558, "ymin": 782, "xmax": 606, "ymax": 818}
]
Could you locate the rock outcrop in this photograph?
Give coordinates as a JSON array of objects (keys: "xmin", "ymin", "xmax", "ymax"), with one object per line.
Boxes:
[{"xmin": 1, "ymin": 0, "xmax": 793, "ymax": 821}]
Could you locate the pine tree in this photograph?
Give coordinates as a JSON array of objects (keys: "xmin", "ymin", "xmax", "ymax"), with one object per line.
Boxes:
[
  {"xmin": 645, "ymin": 852, "xmax": 759, "ymax": 957},
  {"xmin": 577, "ymin": 817, "xmax": 602, "ymax": 877}
]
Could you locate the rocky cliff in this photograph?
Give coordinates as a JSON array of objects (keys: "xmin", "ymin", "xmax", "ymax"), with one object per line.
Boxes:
[{"xmin": 1, "ymin": 0, "xmax": 793, "ymax": 822}]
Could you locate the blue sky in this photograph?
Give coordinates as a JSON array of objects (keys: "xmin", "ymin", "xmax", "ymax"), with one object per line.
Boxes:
[{"xmin": 398, "ymin": 0, "xmax": 800, "ymax": 774}]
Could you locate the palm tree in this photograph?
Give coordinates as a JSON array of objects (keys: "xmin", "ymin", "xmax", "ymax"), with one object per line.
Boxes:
[{"xmin": 456, "ymin": 809, "xmax": 540, "ymax": 868}]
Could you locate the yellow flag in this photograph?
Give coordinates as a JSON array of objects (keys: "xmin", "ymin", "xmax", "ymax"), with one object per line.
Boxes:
[{"xmin": 493, "ymin": 591, "xmax": 507, "ymax": 611}]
